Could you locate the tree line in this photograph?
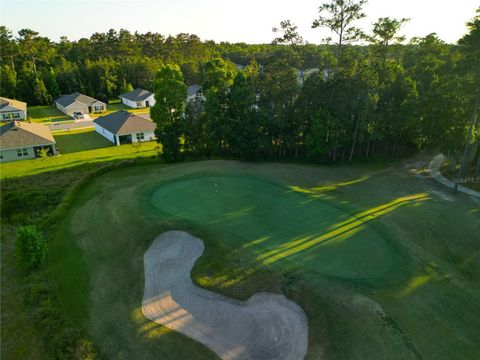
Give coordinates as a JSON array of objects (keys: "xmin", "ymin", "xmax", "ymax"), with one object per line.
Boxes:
[
  {"xmin": 151, "ymin": 2, "xmax": 479, "ymax": 165},
  {"xmin": 1, "ymin": 1, "xmax": 479, "ymax": 166}
]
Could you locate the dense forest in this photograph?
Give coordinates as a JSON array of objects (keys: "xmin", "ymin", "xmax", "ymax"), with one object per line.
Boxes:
[{"xmin": 1, "ymin": 2, "xmax": 479, "ymax": 166}]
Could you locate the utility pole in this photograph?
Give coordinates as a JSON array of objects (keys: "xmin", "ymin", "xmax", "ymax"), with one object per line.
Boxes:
[{"xmin": 454, "ymin": 96, "xmax": 479, "ymax": 193}]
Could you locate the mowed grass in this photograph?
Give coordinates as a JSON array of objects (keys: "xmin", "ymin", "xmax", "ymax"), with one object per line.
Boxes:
[
  {"xmin": 0, "ymin": 141, "xmax": 160, "ymax": 178},
  {"xmin": 50, "ymin": 161, "xmax": 480, "ymax": 360},
  {"xmin": 28, "ymin": 103, "xmax": 148, "ymax": 124},
  {"xmin": 54, "ymin": 129, "xmax": 113, "ymax": 154},
  {"xmin": 28, "ymin": 105, "xmax": 72, "ymax": 123}
]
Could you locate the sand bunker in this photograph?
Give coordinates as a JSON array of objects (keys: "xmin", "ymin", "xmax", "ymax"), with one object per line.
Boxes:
[{"xmin": 142, "ymin": 231, "xmax": 309, "ymax": 360}]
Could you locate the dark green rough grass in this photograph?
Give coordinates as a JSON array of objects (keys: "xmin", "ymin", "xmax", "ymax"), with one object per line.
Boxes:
[
  {"xmin": 1, "ymin": 225, "xmax": 49, "ymax": 360},
  {"xmin": 54, "ymin": 129, "xmax": 113, "ymax": 154},
  {"xmin": 50, "ymin": 160, "xmax": 480, "ymax": 359}
]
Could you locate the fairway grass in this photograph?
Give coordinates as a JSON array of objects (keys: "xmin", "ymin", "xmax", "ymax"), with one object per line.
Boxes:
[{"xmin": 49, "ymin": 161, "xmax": 480, "ymax": 359}]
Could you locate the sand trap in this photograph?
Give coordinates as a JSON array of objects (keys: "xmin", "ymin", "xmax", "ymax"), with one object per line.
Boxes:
[{"xmin": 142, "ymin": 231, "xmax": 309, "ymax": 360}]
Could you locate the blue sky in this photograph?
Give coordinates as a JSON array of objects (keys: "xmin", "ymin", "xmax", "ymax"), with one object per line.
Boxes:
[{"xmin": 1, "ymin": 0, "xmax": 478, "ymax": 44}]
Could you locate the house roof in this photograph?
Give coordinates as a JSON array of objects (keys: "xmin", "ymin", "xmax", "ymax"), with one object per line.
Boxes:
[
  {"xmin": 0, "ymin": 97, "xmax": 27, "ymax": 113},
  {"xmin": 55, "ymin": 92, "xmax": 105, "ymax": 108},
  {"xmin": 120, "ymin": 88, "xmax": 154, "ymax": 102},
  {"xmin": 0, "ymin": 121, "xmax": 55, "ymax": 150},
  {"xmin": 93, "ymin": 111, "xmax": 156, "ymax": 136},
  {"xmin": 187, "ymin": 85, "xmax": 201, "ymax": 98}
]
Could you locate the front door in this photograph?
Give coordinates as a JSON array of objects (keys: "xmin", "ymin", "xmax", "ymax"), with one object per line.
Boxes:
[{"xmin": 145, "ymin": 101, "xmax": 150, "ymax": 107}]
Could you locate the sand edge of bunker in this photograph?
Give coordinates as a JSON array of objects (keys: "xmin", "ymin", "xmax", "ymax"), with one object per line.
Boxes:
[{"xmin": 142, "ymin": 231, "xmax": 309, "ymax": 360}]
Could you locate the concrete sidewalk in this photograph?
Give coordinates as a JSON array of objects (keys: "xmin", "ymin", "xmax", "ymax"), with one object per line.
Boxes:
[{"xmin": 428, "ymin": 154, "xmax": 480, "ymax": 198}]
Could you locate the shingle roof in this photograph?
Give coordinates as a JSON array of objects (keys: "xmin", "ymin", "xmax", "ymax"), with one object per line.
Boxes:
[
  {"xmin": 93, "ymin": 111, "xmax": 156, "ymax": 136},
  {"xmin": 0, "ymin": 97, "xmax": 27, "ymax": 113},
  {"xmin": 120, "ymin": 88, "xmax": 154, "ymax": 102},
  {"xmin": 0, "ymin": 121, "xmax": 55, "ymax": 150},
  {"xmin": 55, "ymin": 92, "xmax": 105, "ymax": 108}
]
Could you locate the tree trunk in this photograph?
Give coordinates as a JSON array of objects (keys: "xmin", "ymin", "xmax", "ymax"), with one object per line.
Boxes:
[
  {"xmin": 349, "ymin": 115, "xmax": 360, "ymax": 162},
  {"xmin": 366, "ymin": 139, "xmax": 371, "ymax": 158},
  {"xmin": 475, "ymin": 151, "xmax": 480, "ymax": 176}
]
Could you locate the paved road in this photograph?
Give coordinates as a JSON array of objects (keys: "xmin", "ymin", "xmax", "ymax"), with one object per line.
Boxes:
[{"xmin": 49, "ymin": 121, "xmax": 94, "ymax": 132}]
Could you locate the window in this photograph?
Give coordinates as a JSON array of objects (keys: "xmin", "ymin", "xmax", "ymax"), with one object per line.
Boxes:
[
  {"xmin": 22, "ymin": 148, "xmax": 28, "ymax": 156},
  {"xmin": 17, "ymin": 149, "xmax": 23, "ymax": 157},
  {"xmin": 17, "ymin": 148, "xmax": 28, "ymax": 156},
  {"xmin": 136, "ymin": 101, "xmax": 142, "ymax": 107},
  {"xmin": 136, "ymin": 133, "xmax": 145, "ymax": 141},
  {"xmin": 13, "ymin": 112, "xmax": 20, "ymax": 119},
  {"xmin": 2, "ymin": 113, "xmax": 11, "ymax": 121},
  {"xmin": 94, "ymin": 105, "xmax": 103, "ymax": 111}
]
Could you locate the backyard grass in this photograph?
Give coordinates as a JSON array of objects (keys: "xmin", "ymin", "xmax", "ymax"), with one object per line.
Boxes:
[
  {"xmin": 54, "ymin": 129, "xmax": 113, "ymax": 154},
  {"xmin": 28, "ymin": 105, "xmax": 72, "ymax": 123},
  {"xmin": 28, "ymin": 103, "xmax": 148, "ymax": 124},
  {"xmin": 0, "ymin": 141, "xmax": 160, "ymax": 178},
  {"xmin": 48, "ymin": 160, "xmax": 480, "ymax": 359}
]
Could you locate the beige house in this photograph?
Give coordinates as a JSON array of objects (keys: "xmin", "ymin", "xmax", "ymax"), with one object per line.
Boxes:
[
  {"xmin": 55, "ymin": 92, "xmax": 106, "ymax": 115},
  {"xmin": 0, "ymin": 97, "xmax": 27, "ymax": 121},
  {"xmin": 0, "ymin": 121, "xmax": 56, "ymax": 162}
]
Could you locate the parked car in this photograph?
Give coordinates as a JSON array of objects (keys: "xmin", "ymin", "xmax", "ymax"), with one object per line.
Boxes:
[{"xmin": 73, "ymin": 112, "xmax": 84, "ymax": 119}]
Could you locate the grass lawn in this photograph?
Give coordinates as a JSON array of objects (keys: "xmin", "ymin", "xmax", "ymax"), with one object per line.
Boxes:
[
  {"xmin": 49, "ymin": 160, "xmax": 480, "ymax": 359},
  {"xmin": 0, "ymin": 141, "xmax": 160, "ymax": 178},
  {"xmin": 28, "ymin": 105, "xmax": 72, "ymax": 123},
  {"xmin": 54, "ymin": 129, "xmax": 113, "ymax": 154},
  {"xmin": 28, "ymin": 103, "xmax": 148, "ymax": 124}
]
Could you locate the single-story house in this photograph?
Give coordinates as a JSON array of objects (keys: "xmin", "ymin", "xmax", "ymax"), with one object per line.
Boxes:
[
  {"xmin": 55, "ymin": 92, "xmax": 106, "ymax": 115},
  {"xmin": 0, "ymin": 97, "xmax": 27, "ymax": 121},
  {"xmin": 93, "ymin": 110, "xmax": 156, "ymax": 146},
  {"xmin": 0, "ymin": 121, "xmax": 56, "ymax": 162},
  {"xmin": 187, "ymin": 85, "xmax": 202, "ymax": 102},
  {"xmin": 120, "ymin": 88, "xmax": 156, "ymax": 108}
]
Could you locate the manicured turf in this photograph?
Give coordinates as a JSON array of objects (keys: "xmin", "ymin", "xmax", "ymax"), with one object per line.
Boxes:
[
  {"xmin": 28, "ymin": 104, "xmax": 148, "ymax": 124},
  {"xmin": 49, "ymin": 161, "xmax": 480, "ymax": 359},
  {"xmin": 0, "ymin": 141, "xmax": 160, "ymax": 178},
  {"xmin": 151, "ymin": 175, "xmax": 397, "ymax": 278},
  {"xmin": 28, "ymin": 105, "xmax": 72, "ymax": 123},
  {"xmin": 54, "ymin": 129, "xmax": 113, "ymax": 154}
]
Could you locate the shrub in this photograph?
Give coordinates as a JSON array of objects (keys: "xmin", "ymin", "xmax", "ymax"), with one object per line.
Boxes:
[{"xmin": 15, "ymin": 225, "xmax": 47, "ymax": 272}]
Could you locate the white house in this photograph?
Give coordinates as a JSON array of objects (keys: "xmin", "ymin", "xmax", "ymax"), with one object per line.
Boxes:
[
  {"xmin": 187, "ymin": 85, "xmax": 202, "ymax": 102},
  {"xmin": 93, "ymin": 110, "xmax": 156, "ymax": 146},
  {"xmin": 0, "ymin": 121, "xmax": 56, "ymax": 162},
  {"xmin": 55, "ymin": 92, "xmax": 107, "ymax": 115},
  {"xmin": 120, "ymin": 88, "xmax": 156, "ymax": 108},
  {"xmin": 0, "ymin": 97, "xmax": 27, "ymax": 121}
]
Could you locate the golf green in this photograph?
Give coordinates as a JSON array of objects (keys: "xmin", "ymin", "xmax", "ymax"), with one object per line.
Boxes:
[{"xmin": 150, "ymin": 175, "xmax": 393, "ymax": 278}]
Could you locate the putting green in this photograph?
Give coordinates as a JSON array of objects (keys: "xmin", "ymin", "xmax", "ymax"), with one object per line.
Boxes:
[{"xmin": 151, "ymin": 175, "xmax": 394, "ymax": 278}]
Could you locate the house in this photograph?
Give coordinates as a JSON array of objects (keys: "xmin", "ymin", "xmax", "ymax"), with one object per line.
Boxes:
[
  {"xmin": 0, "ymin": 97, "xmax": 27, "ymax": 121},
  {"xmin": 187, "ymin": 85, "xmax": 202, "ymax": 102},
  {"xmin": 55, "ymin": 92, "xmax": 106, "ymax": 115},
  {"xmin": 120, "ymin": 88, "xmax": 156, "ymax": 108},
  {"xmin": 0, "ymin": 121, "xmax": 56, "ymax": 162},
  {"xmin": 93, "ymin": 110, "xmax": 156, "ymax": 146}
]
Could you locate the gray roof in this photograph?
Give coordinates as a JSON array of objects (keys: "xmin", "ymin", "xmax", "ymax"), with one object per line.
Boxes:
[
  {"xmin": 120, "ymin": 88, "xmax": 154, "ymax": 102},
  {"xmin": 55, "ymin": 92, "xmax": 105, "ymax": 108},
  {"xmin": 93, "ymin": 111, "xmax": 156, "ymax": 136},
  {"xmin": 0, "ymin": 97, "xmax": 27, "ymax": 113},
  {"xmin": 0, "ymin": 121, "xmax": 55, "ymax": 150},
  {"xmin": 187, "ymin": 85, "xmax": 201, "ymax": 98}
]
